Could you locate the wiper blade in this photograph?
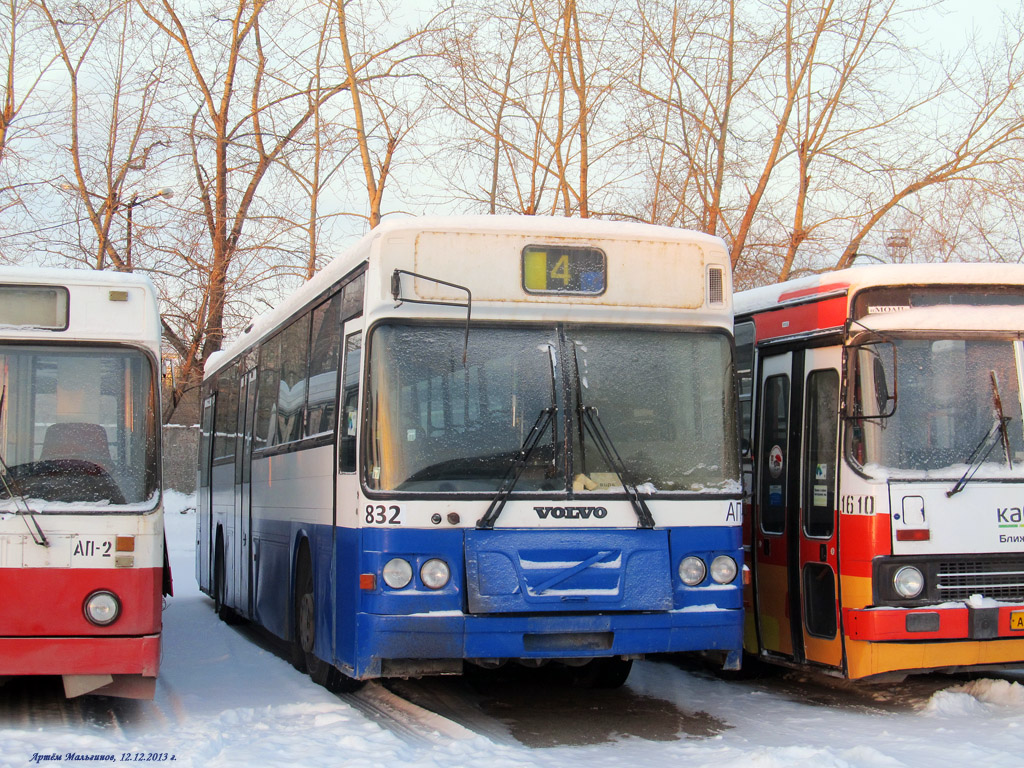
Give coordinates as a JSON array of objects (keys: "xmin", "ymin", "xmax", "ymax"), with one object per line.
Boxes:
[
  {"xmin": 0, "ymin": 386, "xmax": 49, "ymax": 547},
  {"xmin": 476, "ymin": 406, "xmax": 556, "ymax": 530},
  {"xmin": 570, "ymin": 344, "xmax": 655, "ymax": 529},
  {"xmin": 947, "ymin": 371, "xmax": 1013, "ymax": 498},
  {"xmin": 578, "ymin": 404, "xmax": 656, "ymax": 529},
  {"xmin": 476, "ymin": 343, "xmax": 560, "ymax": 530}
]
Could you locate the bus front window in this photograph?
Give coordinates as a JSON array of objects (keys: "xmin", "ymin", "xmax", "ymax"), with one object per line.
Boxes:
[
  {"xmin": 365, "ymin": 324, "xmax": 739, "ymax": 494},
  {"xmin": 365, "ymin": 325, "xmax": 562, "ymax": 493},
  {"xmin": 848, "ymin": 337, "xmax": 1024, "ymax": 478},
  {"xmin": 569, "ymin": 328, "xmax": 738, "ymax": 493},
  {"xmin": 0, "ymin": 346, "xmax": 158, "ymax": 507}
]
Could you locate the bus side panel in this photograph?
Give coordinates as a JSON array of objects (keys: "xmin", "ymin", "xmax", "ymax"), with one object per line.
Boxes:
[
  {"xmin": 210, "ymin": 461, "xmax": 235, "ymax": 604},
  {"xmin": 249, "ymin": 516, "xmax": 291, "ymax": 640},
  {"xmin": 249, "ymin": 448, "xmax": 334, "ymax": 642},
  {"xmin": 197, "ymin": 492, "xmax": 212, "ymax": 595},
  {"xmin": 331, "ymin": 525, "xmax": 362, "ymax": 673},
  {"xmin": 312, "ymin": 519, "xmax": 335, "ymax": 664}
]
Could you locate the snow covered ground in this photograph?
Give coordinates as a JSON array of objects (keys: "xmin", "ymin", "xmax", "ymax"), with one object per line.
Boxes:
[{"xmin": 3, "ymin": 490, "xmax": 1024, "ymax": 767}]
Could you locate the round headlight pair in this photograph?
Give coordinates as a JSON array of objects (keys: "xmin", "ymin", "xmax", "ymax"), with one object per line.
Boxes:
[
  {"xmin": 893, "ymin": 565, "xmax": 925, "ymax": 599},
  {"xmin": 678, "ymin": 555, "xmax": 738, "ymax": 586},
  {"xmin": 84, "ymin": 590, "xmax": 121, "ymax": 626},
  {"xmin": 382, "ymin": 557, "xmax": 450, "ymax": 590}
]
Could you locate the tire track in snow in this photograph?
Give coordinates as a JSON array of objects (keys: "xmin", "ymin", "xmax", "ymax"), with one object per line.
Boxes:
[{"xmin": 339, "ymin": 681, "xmax": 481, "ymax": 748}]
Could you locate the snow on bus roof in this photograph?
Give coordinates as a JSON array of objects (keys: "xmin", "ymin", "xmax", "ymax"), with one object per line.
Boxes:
[
  {"xmin": 735, "ymin": 262, "xmax": 1024, "ymax": 316},
  {"xmin": 207, "ymin": 215, "xmax": 727, "ymax": 376},
  {"xmin": 0, "ymin": 264, "xmax": 156, "ymax": 289}
]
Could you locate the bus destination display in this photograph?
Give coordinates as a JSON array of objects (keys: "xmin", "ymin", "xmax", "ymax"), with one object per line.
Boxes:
[{"xmin": 522, "ymin": 245, "xmax": 606, "ymax": 295}]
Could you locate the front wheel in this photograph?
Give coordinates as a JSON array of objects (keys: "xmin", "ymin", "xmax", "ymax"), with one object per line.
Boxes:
[
  {"xmin": 294, "ymin": 544, "xmax": 363, "ymax": 693},
  {"xmin": 572, "ymin": 657, "xmax": 633, "ymax": 689}
]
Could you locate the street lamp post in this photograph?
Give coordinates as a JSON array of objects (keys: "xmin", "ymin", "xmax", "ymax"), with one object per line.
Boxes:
[{"xmin": 60, "ymin": 184, "xmax": 174, "ymax": 270}]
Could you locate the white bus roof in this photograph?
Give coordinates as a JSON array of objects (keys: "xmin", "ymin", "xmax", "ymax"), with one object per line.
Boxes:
[
  {"xmin": 210, "ymin": 215, "xmax": 731, "ymax": 375},
  {"xmin": 0, "ymin": 266, "xmax": 161, "ymax": 352},
  {"xmin": 735, "ymin": 263, "xmax": 1024, "ymax": 316}
]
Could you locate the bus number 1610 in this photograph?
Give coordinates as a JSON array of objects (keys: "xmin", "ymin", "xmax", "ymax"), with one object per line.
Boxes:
[{"xmin": 840, "ymin": 494, "xmax": 875, "ymax": 516}]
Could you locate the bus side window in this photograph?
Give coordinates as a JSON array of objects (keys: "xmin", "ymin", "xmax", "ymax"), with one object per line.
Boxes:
[
  {"xmin": 734, "ymin": 321, "xmax": 755, "ymax": 455},
  {"xmin": 339, "ymin": 331, "xmax": 362, "ymax": 473},
  {"xmin": 199, "ymin": 395, "xmax": 215, "ymax": 487},
  {"xmin": 255, "ymin": 333, "xmax": 281, "ymax": 451},
  {"xmin": 305, "ymin": 293, "xmax": 342, "ymax": 438},
  {"xmin": 274, "ymin": 315, "xmax": 311, "ymax": 445},
  {"xmin": 212, "ymin": 364, "xmax": 240, "ymax": 462}
]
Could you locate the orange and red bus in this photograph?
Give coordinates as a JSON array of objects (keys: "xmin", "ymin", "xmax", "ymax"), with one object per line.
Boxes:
[{"xmin": 736, "ymin": 264, "xmax": 1024, "ymax": 680}]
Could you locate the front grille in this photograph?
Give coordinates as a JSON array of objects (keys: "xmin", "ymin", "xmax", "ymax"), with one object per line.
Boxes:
[{"xmin": 937, "ymin": 560, "xmax": 1024, "ymax": 602}]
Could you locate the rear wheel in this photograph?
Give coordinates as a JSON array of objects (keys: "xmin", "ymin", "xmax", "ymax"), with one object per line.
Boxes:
[
  {"xmin": 294, "ymin": 543, "xmax": 363, "ymax": 693},
  {"xmin": 213, "ymin": 533, "xmax": 241, "ymax": 624}
]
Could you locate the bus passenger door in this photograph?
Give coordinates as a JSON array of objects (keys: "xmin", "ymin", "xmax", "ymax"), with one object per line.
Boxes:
[
  {"xmin": 198, "ymin": 394, "xmax": 216, "ymax": 593},
  {"xmin": 234, "ymin": 368, "xmax": 258, "ymax": 616},
  {"xmin": 797, "ymin": 348, "xmax": 842, "ymax": 668},
  {"xmin": 334, "ymin": 325, "xmax": 363, "ymax": 664},
  {"xmin": 753, "ymin": 352, "xmax": 800, "ymax": 658}
]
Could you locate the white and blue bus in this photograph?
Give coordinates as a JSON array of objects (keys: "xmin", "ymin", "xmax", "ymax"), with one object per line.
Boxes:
[{"xmin": 197, "ymin": 216, "xmax": 742, "ymax": 690}]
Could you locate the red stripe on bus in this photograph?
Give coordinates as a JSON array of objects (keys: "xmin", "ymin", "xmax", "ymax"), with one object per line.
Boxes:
[
  {"xmin": 0, "ymin": 567, "xmax": 162, "ymax": 636},
  {"xmin": 752, "ymin": 295, "xmax": 848, "ymax": 342}
]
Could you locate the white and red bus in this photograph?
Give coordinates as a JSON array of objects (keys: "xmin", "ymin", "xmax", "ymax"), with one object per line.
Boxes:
[
  {"xmin": 736, "ymin": 264, "xmax": 1024, "ymax": 680},
  {"xmin": 0, "ymin": 267, "xmax": 168, "ymax": 698}
]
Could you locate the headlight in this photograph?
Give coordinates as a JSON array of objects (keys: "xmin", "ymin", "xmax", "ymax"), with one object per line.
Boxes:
[
  {"xmin": 710, "ymin": 555, "xmax": 738, "ymax": 584},
  {"xmin": 893, "ymin": 565, "xmax": 924, "ymax": 598},
  {"xmin": 84, "ymin": 590, "xmax": 121, "ymax": 626},
  {"xmin": 382, "ymin": 558, "xmax": 413, "ymax": 589},
  {"xmin": 678, "ymin": 556, "xmax": 706, "ymax": 586},
  {"xmin": 420, "ymin": 559, "xmax": 451, "ymax": 589}
]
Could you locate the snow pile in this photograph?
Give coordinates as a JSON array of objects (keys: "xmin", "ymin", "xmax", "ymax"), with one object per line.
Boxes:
[{"xmin": 925, "ymin": 678, "xmax": 1024, "ymax": 716}]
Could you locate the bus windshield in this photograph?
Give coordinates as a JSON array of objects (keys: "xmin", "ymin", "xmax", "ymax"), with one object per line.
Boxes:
[
  {"xmin": 847, "ymin": 336, "xmax": 1024, "ymax": 479},
  {"xmin": 0, "ymin": 345, "xmax": 158, "ymax": 508},
  {"xmin": 365, "ymin": 323, "xmax": 738, "ymax": 494}
]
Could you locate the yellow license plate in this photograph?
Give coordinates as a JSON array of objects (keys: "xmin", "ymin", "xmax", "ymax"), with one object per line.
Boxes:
[{"xmin": 1010, "ymin": 611, "xmax": 1024, "ymax": 631}]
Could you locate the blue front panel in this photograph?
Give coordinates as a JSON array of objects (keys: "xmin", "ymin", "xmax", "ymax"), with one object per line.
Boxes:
[
  {"xmin": 464, "ymin": 529, "xmax": 673, "ymax": 613},
  {"xmin": 335, "ymin": 524, "xmax": 743, "ymax": 679},
  {"xmin": 669, "ymin": 524, "xmax": 743, "ymax": 611}
]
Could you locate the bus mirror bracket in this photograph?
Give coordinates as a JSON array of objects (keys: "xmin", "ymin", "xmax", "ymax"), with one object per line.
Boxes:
[
  {"xmin": 843, "ymin": 319, "xmax": 898, "ymax": 420},
  {"xmin": 391, "ymin": 269, "xmax": 472, "ymax": 365}
]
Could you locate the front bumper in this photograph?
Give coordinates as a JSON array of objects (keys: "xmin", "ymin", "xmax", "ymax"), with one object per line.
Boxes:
[
  {"xmin": 351, "ymin": 606, "xmax": 742, "ymax": 678},
  {"xmin": 0, "ymin": 634, "xmax": 160, "ymax": 677},
  {"xmin": 845, "ymin": 602, "xmax": 1024, "ymax": 643}
]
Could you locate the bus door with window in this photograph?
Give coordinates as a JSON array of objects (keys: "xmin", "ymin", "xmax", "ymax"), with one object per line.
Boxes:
[{"xmin": 752, "ymin": 345, "xmax": 842, "ymax": 669}]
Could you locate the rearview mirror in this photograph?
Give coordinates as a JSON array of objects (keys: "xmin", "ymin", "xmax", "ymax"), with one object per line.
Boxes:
[{"xmin": 845, "ymin": 341, "xmax": 897, "ymax": 419}]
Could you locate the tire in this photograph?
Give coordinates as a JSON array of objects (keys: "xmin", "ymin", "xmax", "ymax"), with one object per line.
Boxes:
[
  {"xmin": 294, "ymin": 543, "xmax": 363, "ymax": 693},
  {"xmin": 213, "ymin": 534, "xmax": 241, "ymax": 624},
  {"xmin": 572, "ymin": 657, "xmax": 633, "ymax": 689}
]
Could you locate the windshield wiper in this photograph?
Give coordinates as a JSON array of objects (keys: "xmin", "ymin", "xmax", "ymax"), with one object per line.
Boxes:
[
  {"xmin": 476, "ymin": 406, "xmax": 556, "ymax": 530},
  {"xmin": 572, "ymin": 347, "xmax": 655, "ymax": 529},
  {"xmin": 947, "ymin": 371, "xmax": 1013, "ymax": 498},
  {"xmin": 578, "ymin": 405, "xmax": 656, "ymax": 529},
  {"xmin": 0, "ymin": 386, "xmax": 49, "ymax": 547},
  {"xmin": 476, "ymin": 344, "xmax": 559, "ymax": 530}
]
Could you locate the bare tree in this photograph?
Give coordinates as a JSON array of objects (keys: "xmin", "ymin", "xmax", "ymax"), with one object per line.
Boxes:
[
  {"xmin": 429, "ymin": 0, "xmax": 629, "ymax": 218},
  {"xmin": 136, "ymin": 0, "xmax": 349, "ymax": 417},
  {"xmin": 1, "ymin": 0, "xmax": 60, "ymax": 220},
  {"xmin": 40, "ymin": 0, "xmax": 174, "ymax": 271},
  {"xmin": 834, "ymin": 16, "xmax": 1024, "ymax": 269}
]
